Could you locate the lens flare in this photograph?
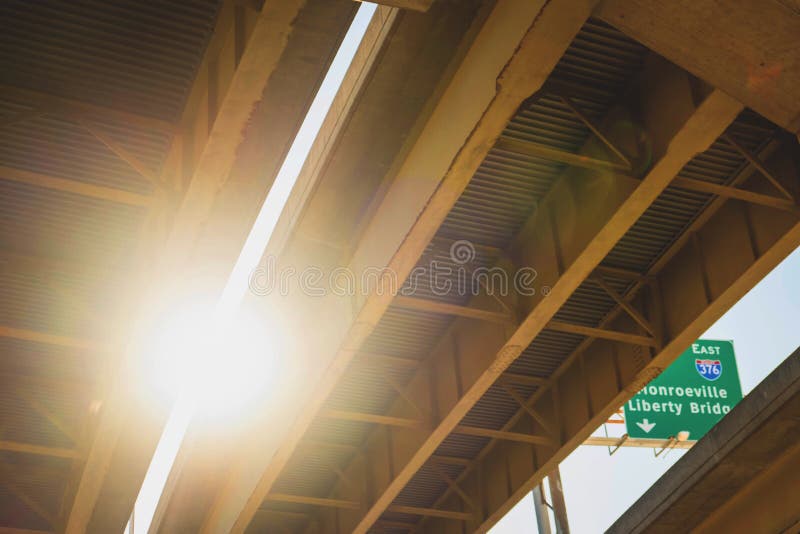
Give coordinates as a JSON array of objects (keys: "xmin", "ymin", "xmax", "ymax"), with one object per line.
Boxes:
[{"xmin": 136, "ymin": 297, "xmax": 284, "ymax": 423}]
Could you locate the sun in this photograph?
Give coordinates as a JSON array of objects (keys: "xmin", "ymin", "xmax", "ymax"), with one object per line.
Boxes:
[{"xmin": 136, "ymin": 295, "xmax": 284, "ymax": 424}]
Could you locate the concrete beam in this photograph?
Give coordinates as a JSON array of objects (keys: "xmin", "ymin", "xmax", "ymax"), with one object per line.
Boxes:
[
  {"xmin": 360, "ymin": 0, "xmax": 433, "ymax": 12},
  {"xmin": 0, "ymin": 440, "xmax": 80, "ymax": 460},
  {"xmin": 0, "ymin": 83, "xmax": 176, "ymax": 134},
  {"xmin": 0, "ymin": 325, "xmax": 108, "ymax": 352},
  {"xmin": 596, "ymin": 0, "xmax": 800, "ymax": 132},
  {"xmin": 424, "ymin": 140, "xmax": 800, "ymax": 533},
  {"xmin": 63, "ymin": 1, "xmax": 357, "ymax": 532},
  {"xmin": 0, "ymin": 165, "xmax": 152, "ymax": 207},
  {"xmin": 323, "ymin": 58, "xmax": 743, "ymax": 533},
  {"xmin": 221, "ymin": 1, "xmax": 599, "ymax": 532}
]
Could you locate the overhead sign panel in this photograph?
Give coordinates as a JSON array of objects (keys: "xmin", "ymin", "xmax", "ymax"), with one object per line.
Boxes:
[{"xmin": 625, "ymin": 340, "xmax": 743, "ymax": 441}]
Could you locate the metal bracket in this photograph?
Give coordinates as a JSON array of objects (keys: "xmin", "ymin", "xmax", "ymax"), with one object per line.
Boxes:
[{"xmin": 654, "ymin": 436, "xmax": 678, "ymax": 458}]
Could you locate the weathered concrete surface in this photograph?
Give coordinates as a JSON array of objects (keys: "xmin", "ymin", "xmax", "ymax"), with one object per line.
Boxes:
[{"xmin": 608, "ymin": 347, "xmax": 800, "ymax": 534}]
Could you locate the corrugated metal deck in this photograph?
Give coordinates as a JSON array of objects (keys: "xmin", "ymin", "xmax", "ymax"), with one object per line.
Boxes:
[
  {"xmin": 258, "ymin": 18, "xmax": 649, "ymax": 528},
  {"xmin": 257, "ymin": 18, "xmax": 783, "ymax": 533},
  {"xmin": 0, "ymin": 1, "xmax": 221, "ymax": 530}
]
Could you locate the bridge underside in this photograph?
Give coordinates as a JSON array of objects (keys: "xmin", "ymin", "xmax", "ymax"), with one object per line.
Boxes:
[
  {"xmin": 0, "ymin": 0, "xmax": 359, "ymax": 532},
  {"xmin": 168, "ymin": 2, "xmax": 800, "ymax": 534},
  {"xmin": 1, "ymin": 1, "xmax": 799, "ymax": 533}
]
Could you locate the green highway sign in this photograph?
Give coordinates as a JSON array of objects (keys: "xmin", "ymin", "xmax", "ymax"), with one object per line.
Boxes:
[{"xmin": 625, "ymin": 340, "xmax": 743, "ymax": 441}]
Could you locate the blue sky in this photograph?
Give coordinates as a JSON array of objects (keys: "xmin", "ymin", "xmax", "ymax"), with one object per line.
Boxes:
[{"xmin": 492, "ymin": 246, "xmax": 800, "ymax": 533}]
